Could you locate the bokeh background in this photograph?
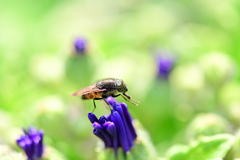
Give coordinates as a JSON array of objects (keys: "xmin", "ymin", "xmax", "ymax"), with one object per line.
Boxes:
[{"xmin": 1, "ymin": 0, "xmax": 240, "ymax": 159}]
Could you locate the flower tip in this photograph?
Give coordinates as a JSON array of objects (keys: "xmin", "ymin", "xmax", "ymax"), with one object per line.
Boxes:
[
  {"xmin": 103, "ymin": 121, "xmax": 113, "ymax": 129},
  {"xmin": 88, "ymin": 112, "xmax": 94, "ymax": 115},
  {"xmin": 99, "ymin": 116, "xmax": 108, "ymax": 125},
  {"xmin": 32, "ymin": 135, "xmax": 41, "ymax": 143},
  {"xmin": 16, "ymin": 138, "xmax": 26, "ymax": 148},
  {"xmin": 39, "ymin": 130, "xmax": 44, "ymax": 138},
  {"xmin": 29, "ymin": 127, "xmax": 38, "ymax": 135},
  {"xmin": 106, "ymin": 96, "xmax": 114, "ymax": 104},
  {"xmin": 155, "ymin": 51, "xmax": 175, "ymax": 79},
  {"xmin": 74, "ymin": 37, "xmax": 87, "ymax": 55},
  {"xmin": 120, "ymin": 102, "xmax": 127, "ymax": 106},
  {"xmin": 92, "ymin": 122, "xmax": 101, "ymax": 128},
  {"xmin": 88, "ymin": 113, "xmax": 98, "ymax": 123},
  {"xmin": 93, "ymin": 128, "xmax": 98, "ymax": 134},
  {"xmin": 105, "ymin": 122, "xmax": 116, "ymax": 134}
]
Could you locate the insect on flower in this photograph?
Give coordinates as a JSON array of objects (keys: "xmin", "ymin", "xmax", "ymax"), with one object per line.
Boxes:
[
  {"xmin": 72, "ymin": 78, "xmax": 139, "ymax": 112},
  {"xmin": 88, "ymin": 97, "xmax": 137, "ymax": 157}
]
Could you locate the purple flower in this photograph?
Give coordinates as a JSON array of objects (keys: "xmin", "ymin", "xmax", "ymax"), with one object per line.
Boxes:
[
  {"xmin": 156, "ymin": 51, "xmax": 175, "ymax": 79},
  {"xmin": 74, "ymin": 37, "xmax": 87, "ymax": 55},
  {"xmin": 16, "ymin": 127, "xmax": 44, "ymax": 160},
  {"xmin": 88, "ymin": 97, "xmax": 137, "ymax": 157}
]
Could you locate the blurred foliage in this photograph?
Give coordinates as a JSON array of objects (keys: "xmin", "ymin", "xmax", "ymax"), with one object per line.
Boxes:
[
  {"xmin": 0, "ymin": 145, "xmax": 67, "ymax": 160},
  {"xmin": 167, "ymin": 134, "xmax": 235, "ymax": 160},
  {"xmin": 1, "ymin": 0, "xmax": 240, "ymax": 159},
  {"xmin": 0, "ymin": 144, "xmax": 25, "ymax": 160}
]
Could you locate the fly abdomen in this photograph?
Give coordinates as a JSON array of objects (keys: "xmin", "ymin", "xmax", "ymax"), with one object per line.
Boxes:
[
  {"xmin": 82, "ymin": 93, "xmax": 94, "ymax": 99},
  {"xmin": 81, "ymin": 90, "xmax": 103, "ymax": 99}
]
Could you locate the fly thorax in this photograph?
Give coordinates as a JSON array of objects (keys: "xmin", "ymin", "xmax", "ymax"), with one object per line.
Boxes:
[{"xmin": 96, "ymin": 82, "xmax": 103, "ymax": 89}]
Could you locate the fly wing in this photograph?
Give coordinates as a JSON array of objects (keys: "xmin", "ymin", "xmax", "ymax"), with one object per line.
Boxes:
[{"xmin": 71, "ymin": 85, "xmax": 106, "ymax": 96}]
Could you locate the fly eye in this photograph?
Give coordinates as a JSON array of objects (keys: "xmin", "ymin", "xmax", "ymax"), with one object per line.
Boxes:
[{"xmin": 116, "ymin": 79, "xmax": 121, "ymax": 87}]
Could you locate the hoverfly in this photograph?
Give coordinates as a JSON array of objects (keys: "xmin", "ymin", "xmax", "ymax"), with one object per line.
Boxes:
[{"xmin": 71, "ymin": 78, "xmax": 139, "ymax": 112}]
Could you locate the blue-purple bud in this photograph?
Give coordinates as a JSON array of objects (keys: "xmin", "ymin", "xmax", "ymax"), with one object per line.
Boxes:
[
  {"xmin": 156, "ymin": 52, "xmax": 175, "ymax": 79},
  {"xmin": 88, "ymin": 113, "xmax": 99, "ymax": 123},
  {"xmin": 74, "ymin": 37, "xmax": 87, "ymax": 55},
  {"xmin": 88, "ymin": 97, "xmax": 137, "ymax": 157},
  {"xmin": 16, "ymin": 127, "xmax": 44, "ymax": 160},
  {"xmin": 121, "ymin": 103, "xmax": 137, "ymax": 139},
  {"xmin": 99, "ymin": 116, "xmax": 108, "ymax": 125}
]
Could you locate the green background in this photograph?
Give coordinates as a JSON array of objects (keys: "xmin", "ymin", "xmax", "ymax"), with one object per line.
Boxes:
[{"xmin": 0, "ymin": 0, "xmax": 240, "ymax": 159}]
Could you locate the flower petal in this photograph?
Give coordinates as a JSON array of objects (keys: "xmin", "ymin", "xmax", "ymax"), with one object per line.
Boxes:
[
  {"xmin": 28, "ymin": 127, "xmax": 38, "ymax": 136},
  {"xmin": 38, "ymin": 130, "xmax": 44, "ymax": 157},
  {"xmin": 93, "ymin": 129, "xmax": 109, "ymax": 148},
  {"xmin": 104, "ymin": 122, "xmax": 118, "ymax": 157},
  {"xmin": 115, "ymin": 105, "xmax": 134, "ymax": 147},
  {"xmin": 121, "ymin": 103, "xmax": 137, "ymax": 139},
  {"xmin": 106, "ymin": 97, "xmax": 118, "ymax": 110},
  {"xmin": 23, "ymin": 136, "xmax": 33, "ymax": 160},
  {"xmin": 88, "ymin": 113, "xmax": 99, "ymax": 124},
  {"xmin": 99, "ymin": 116, "xmax": 108, "ymax": 125},
  {"xmin": 110, "ymin": 110, "xmax": 130, "ymax": 153},
  {"xmin": 92, "ymin": 122, "xmax": 112, "ymax": 147}
]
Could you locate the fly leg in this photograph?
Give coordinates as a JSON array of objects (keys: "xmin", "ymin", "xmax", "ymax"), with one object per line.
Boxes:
[
  {"xmin": 123, "ymin": 92, "xmax": 139, "ymax": 103},
  {"xmin": 121, "ymin": 93, "xmax": 139, "ymax": 106},
  {"xmin": 92, "ymin": 99, "xmax": 96, "ymax": 113},
  {"xmin": 103, "ymin": 98, "xmax": 112, "ymax": 111},
  {"xmin": 120, "ymin": 95, "xmax": 138, "ymax": 106},
  {"xmin": 92, "ymin": 98, "xmax": 102, "ymax": 112},
  {"xmin": 112, "ymin": 94, "xmax": 121, "ymax": 98}
]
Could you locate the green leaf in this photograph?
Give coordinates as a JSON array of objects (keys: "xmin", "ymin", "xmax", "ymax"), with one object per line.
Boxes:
[
  {"xmin": 96, "ymin": 120, "xmax": 159, "ymax": 160},
  {"xmin": 225, "ymin": 130, "xmax": 240, "ymax": 160},
  {"xmin": 167, "ymin": 134, "xmax": 235, "ymax": 160},
  {"xmin": 166, "ymin": 145, "xmax": 188, "ymax": 160},
  {"xmin": 185, "ymin": 113, "xmax": 230, "ymax": 139}
]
